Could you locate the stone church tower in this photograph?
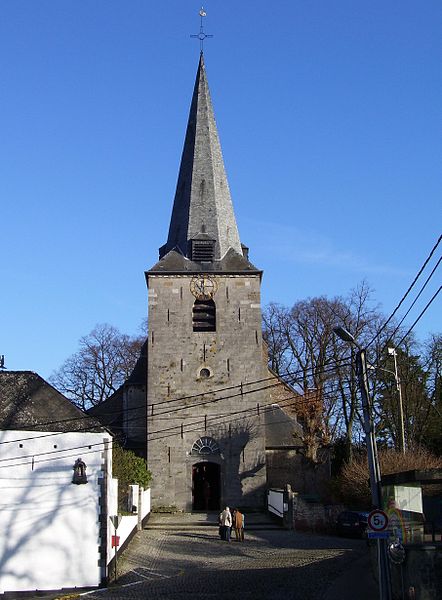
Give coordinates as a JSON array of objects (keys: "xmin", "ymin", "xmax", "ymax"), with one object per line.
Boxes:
[{"xmin": 146, "ymin": 53, "xmax": 268, "ymax": 511}]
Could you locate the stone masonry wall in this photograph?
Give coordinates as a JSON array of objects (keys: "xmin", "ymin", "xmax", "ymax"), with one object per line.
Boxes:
[{"xmin": 146, "ymin": 273, "xmax": 268, "ymax": 511}]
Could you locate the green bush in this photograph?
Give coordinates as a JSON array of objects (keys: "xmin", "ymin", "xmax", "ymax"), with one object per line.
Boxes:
[{"xmin": 112, "ymin": 444, "xmax": 152, "ymax": 511}]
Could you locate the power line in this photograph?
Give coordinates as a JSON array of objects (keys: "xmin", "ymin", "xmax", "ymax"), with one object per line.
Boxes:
[
  {"xmin": 367, "ymin": 234, "xmax": 442, "ymax": 349},
  {"xmin": 0, "ymin": 355, "xmax": 353, "ymax": 461},
  {"xmin": 381, "ymin": 256, "xmax": 441, "ymax": 354},
  {"xmin": 151, "ymin": 361, "xmax": 353, "ymax": 419},
  {"xmin": 395, "ymin": 286, "xmax": 441, "ymax": 348},
  {"xmin": 0, "ymin": 440, "xmax": 117, "ymax": 471},
  {"xmin": 0, "ymin": 377, "xmax": 354, "ymax": 465},
  {"xmin": 143, "ymin": 376, "xmax": 354, "ymax": 442},
  {"xmin": 0, "ymin": 355, "xmax": 352, "ymax": 445},
  {"xmin": 147, "ymin": 386, "xmax": 350, "ymax": 444},
  {"xmin": 0, "ymin": 435, "xmax": 119, "ymax": 465}
]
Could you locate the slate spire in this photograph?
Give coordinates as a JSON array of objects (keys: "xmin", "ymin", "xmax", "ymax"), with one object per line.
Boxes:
[{"xmin": 159, "ymin": 53, "xmax": 243, "ymax": 262}]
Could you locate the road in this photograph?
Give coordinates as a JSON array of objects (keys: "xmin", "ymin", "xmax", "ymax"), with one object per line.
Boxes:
[{"xmin": 76, "ymin": 512, "xmax": 375, "ymax": 600}]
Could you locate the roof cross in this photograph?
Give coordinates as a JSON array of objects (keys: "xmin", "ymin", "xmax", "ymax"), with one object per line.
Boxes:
[{"xmin": 190, "ymin": 7, "xmax": 213, "ymax": 53}]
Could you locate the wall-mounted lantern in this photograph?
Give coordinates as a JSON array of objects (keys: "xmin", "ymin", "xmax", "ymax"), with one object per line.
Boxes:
[{"xmin": 72, "ymin": 458, "xmax": 88, "ymax": 484}]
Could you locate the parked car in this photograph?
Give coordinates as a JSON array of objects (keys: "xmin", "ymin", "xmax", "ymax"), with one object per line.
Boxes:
[{"xmin": 336, "ymin": 510, "xmax": 369, "ymax": 538}]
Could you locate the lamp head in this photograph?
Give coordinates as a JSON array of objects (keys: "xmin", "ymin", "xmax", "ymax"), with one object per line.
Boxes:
[{"xmin": 333, "ymin": 326, "xmax": 357, "ymax": 346}]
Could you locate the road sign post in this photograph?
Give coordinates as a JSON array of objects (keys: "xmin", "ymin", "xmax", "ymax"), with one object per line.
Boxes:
[
  {"xmin": 368, "ymin": 509, "xmax": 389, "ymax": 532},
  {"xmin": 110, "ymin": 515, "xmax": 122, "ymax": 582}
]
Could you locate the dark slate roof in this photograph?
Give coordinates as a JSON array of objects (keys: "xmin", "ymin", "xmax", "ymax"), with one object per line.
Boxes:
[
  {"xmin": 88, "ymin": 385, "xmax": 124, "ymax": 431},
  {"xmin": 126, "ymin": 339, "xmax": 148, "ymax": 385},
  {"xmin": 0, "ymin": 371, "xmax": 103, "ymax": 432},
  {"xmin": 265, "ymin": 404, "xmax": 304, "ymax": 448},
  {"xmin": 265, "ymin": 366, "xmax": 304, "ymax": 448},
  {"xmin": 148, "ymin": 248, "xmax": 261, "ymax": 275},
  {"xmin": 88, "ymin": 340, "xmax": 147, "ymax": 434},
  {"xmin": 157, "ymin": 53, "xmax": 252, "ymax": 270}
]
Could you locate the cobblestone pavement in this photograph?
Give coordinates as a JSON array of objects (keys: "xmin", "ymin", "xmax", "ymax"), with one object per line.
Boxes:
[{"xmin": 77, "ymin": 513, "xmax": 369, "ymax": 600}]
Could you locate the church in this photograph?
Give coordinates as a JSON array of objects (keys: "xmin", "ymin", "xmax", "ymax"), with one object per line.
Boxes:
[{"xmin": 92, "ymin": 51, "xmax": 317, "ymax": 512}]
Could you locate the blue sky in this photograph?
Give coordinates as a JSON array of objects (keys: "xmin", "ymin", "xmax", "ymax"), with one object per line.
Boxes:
[{"xmin": 1, "ymin": 1, "xmax": 441, "ymax": 380}]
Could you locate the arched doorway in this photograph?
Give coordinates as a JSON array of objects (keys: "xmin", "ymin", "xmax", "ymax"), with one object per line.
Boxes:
[{"xmin": 192, "ymin": 462, "xmax": 220, "ymax": 511}]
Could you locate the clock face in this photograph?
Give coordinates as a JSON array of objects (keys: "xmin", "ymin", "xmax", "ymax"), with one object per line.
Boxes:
[{"xmin": 190, "ymin": 275, "xmax": 218, "ymax": 300}]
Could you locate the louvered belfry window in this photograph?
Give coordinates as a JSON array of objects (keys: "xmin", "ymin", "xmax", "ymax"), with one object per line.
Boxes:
[
  {"xmin": 191, "ymin": 239, "xmax": 215, "ymax": 262},
  {"xmin": 193, "ymin": 299, "xmax": 216, "ymax": 332}
]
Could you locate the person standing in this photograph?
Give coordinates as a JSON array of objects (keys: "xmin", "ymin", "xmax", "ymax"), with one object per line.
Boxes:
[
  {"xmin": 234, "ymin": 509, "xmax": 244, "ymax": 541},
  {"xmin": 220, "ymin": 506, "xmax": 232, "ymax": 541},
  {"xmin": 231, "ymin": 509, "xmax": 237, "ymax": 539}
]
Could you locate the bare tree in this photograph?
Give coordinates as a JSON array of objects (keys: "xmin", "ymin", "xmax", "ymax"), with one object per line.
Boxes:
[
  {"xmin": 50, "ymin": 323, "xmax": 145, "ymax": 410},
  {"xmin": 262, "ymin": 303, "xmax": 290, "ymax": 374},
  {"xmin": 264, "ymin": 295, "xmax": 347, "ymax": 459},
  {"xmin": 330, "ymin": 282, "xmax": 386, "ymax": 461},
  {"xmin": 263, "ymin": 283, "xmax": 387, "ymax": 462}
]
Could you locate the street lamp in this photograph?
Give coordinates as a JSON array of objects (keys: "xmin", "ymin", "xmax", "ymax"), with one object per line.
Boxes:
[
  {"xmin": 387, "ymin": 347, "xmax": 405, "ymax": 454},
  {"xmin": 367, "ymin": 350, "xmax": 405, "ymax": 455},
  {"xmin": 333, "ymin": 326, "xmax": 391, "ymax": 600}
]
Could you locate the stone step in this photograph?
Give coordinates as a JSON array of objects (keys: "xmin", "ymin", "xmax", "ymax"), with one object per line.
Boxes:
[
  {"xmin": 144, "ymin": 523, "xmax": 282, "ymax": 531},
  {"xmin": 144, "ymin": 511, "xmax": 283, "ymax": 531}
]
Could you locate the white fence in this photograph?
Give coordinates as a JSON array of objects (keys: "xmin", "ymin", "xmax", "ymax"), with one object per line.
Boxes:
[{"xmin": 108, "ymin": 486, "xmax": 151, "ymax": 561}]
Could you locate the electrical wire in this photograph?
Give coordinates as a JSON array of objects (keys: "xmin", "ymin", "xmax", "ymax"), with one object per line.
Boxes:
[
  {"xmin": 395, "ymin": 286, "xmax": 441, "ymax": 349},
  {"xmin": 0, "ymin": 374, "xmax": 354, "ymax": 465},
  {"xmin": 366, "ymin": 234, "xmax": 442, "ymax": 350},
  {"xmin": 380, "ymin": 256, "xmax": 441, "ymax": 354},
  {"xmin": 0, "ymin": 440, "xmax": 118, "ymax": 471},
  {"xmin": 147, "ymin": 385, "xmax": 352, "ymax": 444},
  {"xmin": 0, "ymin": 354, "xmax": 352, "ymax": 445}
]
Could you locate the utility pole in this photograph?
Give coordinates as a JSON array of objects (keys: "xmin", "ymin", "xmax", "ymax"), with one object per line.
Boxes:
[
  {"xmin": 334, "ymin": 327, "xmax": 392, "ymax": 600},
  {"xmin": 388, "ymin": 347, "xmax": 405, "ymax": 454}
]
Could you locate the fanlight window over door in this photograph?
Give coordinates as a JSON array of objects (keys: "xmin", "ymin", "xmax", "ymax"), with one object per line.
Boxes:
[{"xmin": 191, "ymin": 437, "xmax": 220, "ymax": 455}]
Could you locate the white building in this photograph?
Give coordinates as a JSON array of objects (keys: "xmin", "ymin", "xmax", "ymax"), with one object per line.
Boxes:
[{"xmin": 0, "ymin": 371, "xmax": 114, "ymax": 595}]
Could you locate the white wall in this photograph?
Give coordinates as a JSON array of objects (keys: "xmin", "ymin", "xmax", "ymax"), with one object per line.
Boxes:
[{"xmin": 0, "ymin": 430, "xmax": 112, "ymax": 594}]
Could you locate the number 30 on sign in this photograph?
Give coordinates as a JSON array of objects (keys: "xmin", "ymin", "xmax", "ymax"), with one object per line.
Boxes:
[{"xmin": 368, "ymin": 509, "xmax": 389, "ymax": 531}]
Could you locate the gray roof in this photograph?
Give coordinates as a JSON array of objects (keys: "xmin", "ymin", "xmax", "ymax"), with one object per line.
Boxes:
[
  {"xmin": 156, "ymin": 53, "xmax": 250, "ymax": 270},
  {"xmin": 88, "ymin": 385, "xmax": 124, "ymax": 430},
  {"xmin": 265, "ymin": 404, "xmax": 304, "ymax": 448},
  {"xmin": 88, "ymin": 341, "xmax": 147, "ymax": 445},
  {"xmin": 0, "ymin": 371, "xmax": 103, "ymax": 432},
  {"xmin": 149, "ymin": 248, "xmax": 261, "ymax": 275},
  {"xmin": 126, "ymin": 338, "xmax": 148, "ymax": 385}
]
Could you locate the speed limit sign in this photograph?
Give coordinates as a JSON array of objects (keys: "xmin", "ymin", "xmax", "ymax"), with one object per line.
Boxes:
[{"xmin": 368, "ymin": 509, "xmax": 389, "ymax": 531}]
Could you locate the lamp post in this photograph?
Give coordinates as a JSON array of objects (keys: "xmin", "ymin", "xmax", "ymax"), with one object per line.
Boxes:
[
  {"xmin": 333, "ymin": 326, "xmax": 391, "ymax": 600},
  {"xmin": 368, "ymin": 351, "xmax": 405, "ymax": 455},
  {"xmin": 387, "ymin": 347, "xmax": 405, "ymax": 454}
]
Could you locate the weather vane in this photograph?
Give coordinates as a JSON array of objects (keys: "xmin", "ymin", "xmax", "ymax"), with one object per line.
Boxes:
[{"xmin": 191, "ymin": 7, "xmax": 213, "ymax": 53}]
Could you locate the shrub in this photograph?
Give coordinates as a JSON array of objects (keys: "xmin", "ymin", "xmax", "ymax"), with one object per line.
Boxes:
[
  {"xmin": 112, "ymin": 444, "xmax": 152, "ymax": 511},
  {"xmin": 334, "ymin": 446, "xmax": 442, "ymax": 507}
]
